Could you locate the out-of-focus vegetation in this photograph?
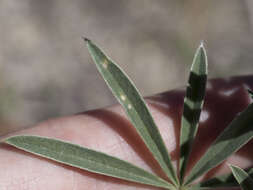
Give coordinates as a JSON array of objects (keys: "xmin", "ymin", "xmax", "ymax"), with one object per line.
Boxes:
[{"xmin": 1, "ymin": 0, "xmax": 253, "ymax": 134}]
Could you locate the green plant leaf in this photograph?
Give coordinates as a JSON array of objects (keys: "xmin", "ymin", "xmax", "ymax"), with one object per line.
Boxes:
[
  {"xmin": 179, "ymin": 42, "xmax": 207, "ymax": 182},
  {"xmin": 189, "ymin": 168, "xmax": 253, "ymax": 189},
  {"xmin": 5, "ymin": 135, "xmax": 175, "ymax": 190},
  {"xmin": 185, "ymin": 102, "xmax": 253, "ymax": 185},
  {"xmin": 229, "ymin": 165, "xmax": 253, "ymax": 190},
  {"xmin": 84, "ymin": 38, "xmax": 178, "ymax": 186}
]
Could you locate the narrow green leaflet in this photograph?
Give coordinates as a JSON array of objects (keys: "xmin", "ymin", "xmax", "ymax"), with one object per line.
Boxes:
[
  {"xmin": 230, "ymin": 165, "xmax": 253, "ymax": 190},
  {"xmin": 5, "ymin": 136, "xmax": 175, "ymax": 190},
  {"xmin": 190, "ymin": 168, "xmax": 253, "ymax": 189},
  {"xmin": 185, "ymin": 102, "xmax": 253, "ymax": 185},
  {"xmin": 85, "ymin": 38, "xmax": 178, "ymax": 186},
  {"xmin": 179, "ymin": 42, "xmax": 207, "ymax": 181}
]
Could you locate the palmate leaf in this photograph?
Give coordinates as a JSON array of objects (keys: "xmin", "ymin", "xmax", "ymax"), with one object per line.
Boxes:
[
  {"xmin": 184, "ymin": 102, "xmax": 253, "ymax": 185},
  {"xmin": 5, "ymin": 136, "xmax": 175, "ymax": 190},
  {"xmin": 84, "ymin": 38, "xmax": 178, "ymax": 185},
  {"xmin": 179, "ymin": 42, "xmax": 207, "ymax": 181},
  {"xmin": 229, "ymin": 165, "xmax": 253, "ymax": 190},
  {"xmin": 190, "ymin": 168, "xmax": 253, "ymax": 189}
]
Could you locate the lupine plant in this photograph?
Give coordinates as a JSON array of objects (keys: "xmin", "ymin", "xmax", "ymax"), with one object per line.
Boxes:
[{"xmin": 3, "ymin": 38, "xmax": 253, "ymax": 190}]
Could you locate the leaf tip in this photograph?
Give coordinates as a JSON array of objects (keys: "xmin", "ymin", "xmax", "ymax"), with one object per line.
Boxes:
[
  {"xmin": 200, "ymin": 42, "xmax": 207, "ymax": 62},
  {"xmin": 82, "ymin": 36, "xmax": 91, "ymax": 43},
  {"xmin": 229, "ymin": 164, "xmax": 241, "ymax": 171},
  {"xmin": 227, "ymin": 163, "xmax": 233, "ymax": 169},
  {"xmin": 190, "ymin": 41, "xmax": 208, "ymax": 75},
  {"xmin": 3, "ymin": 136, "xmax": 16, "ymax": 144},
  {"xmin": 3, "ymin": 135, "xmax": 29, "ymax": 146},
  {"xmin": 200, "ymin": 40, "xmax": 205, "ymax": 48}
]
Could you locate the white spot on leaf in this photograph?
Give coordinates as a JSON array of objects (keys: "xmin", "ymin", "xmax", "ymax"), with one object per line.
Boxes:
[
  {"xmin": 120, "ymin": 95, "xmax": 126, "ymax": 101},
  {"xmin": 127, "ymin": 104, "xmax": 132, "ymax": 109},
  {"xmin": 102, "ymin": 59, "xmax": 108, "ymax": 69}
]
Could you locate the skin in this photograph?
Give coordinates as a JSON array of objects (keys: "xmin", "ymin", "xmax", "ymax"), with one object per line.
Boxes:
[{"xmin": 0, "ymin": 75, "xmax": 253, "ymax": 190}]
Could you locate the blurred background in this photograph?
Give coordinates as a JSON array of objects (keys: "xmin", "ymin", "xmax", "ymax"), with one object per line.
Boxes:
[{"xmin": 1, "ymin": 0, "xmax": 253, "ymax": 135}]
